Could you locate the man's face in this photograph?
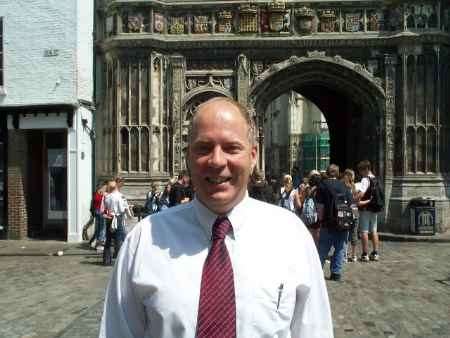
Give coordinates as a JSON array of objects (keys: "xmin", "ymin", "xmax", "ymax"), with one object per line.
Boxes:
[
  {"xmin": 188, "ymin": 100, "xmax": 257, "ymax": 215},
  {"xmin": 359, "ymin": 168, "xmax": 369, "ymax": 177}
]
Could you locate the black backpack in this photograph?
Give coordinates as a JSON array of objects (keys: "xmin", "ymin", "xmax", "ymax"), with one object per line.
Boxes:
[
  {"xmin": 323, "ymin": 182, "xmax": 354, "ymax": 231},
  {"xmin": 367, "ymin": 177, "xmax": 384, "ymax": 212}
]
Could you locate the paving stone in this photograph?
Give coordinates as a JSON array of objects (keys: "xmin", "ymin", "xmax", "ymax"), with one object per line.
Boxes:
[{"xmin": 0, "ymin": 240, "xmax": 449, "ymax": 338}]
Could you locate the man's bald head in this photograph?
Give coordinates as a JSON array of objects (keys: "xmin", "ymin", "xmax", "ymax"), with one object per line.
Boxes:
[{"xmin": 189, "ymin": 97, "xmax": 257, "ymax": 145}]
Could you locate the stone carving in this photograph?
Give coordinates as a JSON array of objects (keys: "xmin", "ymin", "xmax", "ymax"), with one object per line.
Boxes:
[
  {"xmin": 307, "ymin": 50, "xmax": 326, "ymax": 58},
  {"xmin": 295, "ymin": 6, "xmax": 315, "ymax": 34},
  {"xmin": 239, "ymin": 4, "xmax": 258, "ymax": 33},
  {"xmin": 127, "ymin": 14, "xmax": 145, "ymax": 33},
  {"xmin": 169, "ymin": 16, "xmax": 186, "ymax": 34},
  {"xmin": 154, "ymin": 13, "xmax": 165, "ymax": 33},
  {"xmin": 260, "ymin": 9, "xmax": 270, "ymax": 33},
  {"xmin": 193, "ymin": 15, "xmax": 210, "ymax": 33},
  {"xmin": 319, "ymin": 10, "xmax": 337, "ymax": 33},
  {"xmin": 344, "ymin": 11, "xmax": 363, "ymax": 32},
  {"xmin": 268, "ymin": 1, "xmax": 287, "ymax": 33},
  {"xmin": 185, "ymin": 76, "xmax": 233, "ymax": 92},
  {"xmin": 367, "ymin": 10, "xmax": 384, "ymax": 31},
  {"xmin": 237, "ymin": 54, "xmax": 249, "ymax": 75},
  {"xmin": 187, "ymin": 61, "xmax": 234, "ymax": 70},
  {"xmin": 216, "ymin": 10, "xmax": 233, "ymax": 33},
  {"xmin": 407, "ymin": 4, "xmax": 438, "ymax": 30}
]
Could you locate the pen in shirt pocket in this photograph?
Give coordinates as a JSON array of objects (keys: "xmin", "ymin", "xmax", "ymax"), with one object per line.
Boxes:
[{"xmin": 276, "ymin": 283, "xmax": 284, "ymax": 310}]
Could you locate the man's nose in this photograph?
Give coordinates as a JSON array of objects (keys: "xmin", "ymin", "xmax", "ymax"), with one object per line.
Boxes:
[{"xmin": 208, "ymin": 146, "xmax": 226, "ymax": 167}]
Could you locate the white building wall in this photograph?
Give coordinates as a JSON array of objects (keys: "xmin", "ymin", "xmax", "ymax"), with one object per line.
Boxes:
[
  {"xmin": 0, "ymin": 0, "xmax": 77, "ymax": 105},
  {"xmin": 76, "ymin": 0, "xmax": 94, "ymax": 102},
  {"xmin": 67, "ymin": 106, "xmax": 92, "ymax": 242},
  {"xmin": 1, "ymin": 0, "xmax": 94, "ymax": 242}
]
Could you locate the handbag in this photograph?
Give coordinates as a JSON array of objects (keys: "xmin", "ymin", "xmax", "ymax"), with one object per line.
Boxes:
[{"xmin": 110, "ymin": 215, "xmax": 118, "ymax": 232}]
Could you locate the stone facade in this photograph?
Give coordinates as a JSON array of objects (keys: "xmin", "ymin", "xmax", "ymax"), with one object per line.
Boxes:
[{"xmin": 95, "ymin": 0, "xmax": 450, "ymax": 234}]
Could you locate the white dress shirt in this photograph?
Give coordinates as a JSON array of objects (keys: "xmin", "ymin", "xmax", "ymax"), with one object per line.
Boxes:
[{"xmin": 99, "ymin": 194, "xmax": 333, "ymax": 338}]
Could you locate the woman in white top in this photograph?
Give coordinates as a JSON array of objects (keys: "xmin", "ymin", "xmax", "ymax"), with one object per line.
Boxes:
[{"xmin": 279, "ymin": 174, "xmax": 296, "ymax": 212}]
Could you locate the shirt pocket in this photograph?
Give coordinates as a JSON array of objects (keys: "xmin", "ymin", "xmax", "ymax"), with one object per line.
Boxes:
[{"xmin": 251, "ymin": 273, "xmax": 296, "ymax": 337}]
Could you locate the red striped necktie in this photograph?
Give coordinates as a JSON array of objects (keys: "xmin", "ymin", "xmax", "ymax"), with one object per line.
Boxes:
[{"xmin": 196, "ymin": 217, "xmax": 236, "ymax": 338}]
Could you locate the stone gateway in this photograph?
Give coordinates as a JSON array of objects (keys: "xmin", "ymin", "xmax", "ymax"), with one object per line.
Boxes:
[{"xmin": 95, "ymin": 0, "xmax": 450, "ymax": 234}]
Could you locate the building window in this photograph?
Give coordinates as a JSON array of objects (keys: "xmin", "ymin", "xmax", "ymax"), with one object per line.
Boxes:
[{"xmin": 0, "ymin": 17, "xmax": 3, "ymax": 87}]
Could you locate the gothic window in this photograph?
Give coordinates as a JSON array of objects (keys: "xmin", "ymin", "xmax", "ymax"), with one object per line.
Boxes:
[
  {"xmin": 426, "ymin": 53, "xmax": 437, "ymax": 124},
  {"xmin": 407, "ymin": 55, "xmax": 415, "ymax": 124},
  {"xmin": 416, "ymin": 127, "xmax": 426, "ymax": 173},
  {"xmin": 441, "ymin": 128, "xmax": 448, "ymax": 174},
  {"xmin": 416, "ymin": 55, "xmax": 425, "ymax": 124},
  {"xmin": 120, "ymin": 128, "xmax": 129, "ymax": 172},
  {"xmin": 130, "ymin": 127, "xmax": 139, "ymax": 171},
  {"xmin": 427, "ymin": 127, "xmax": 436, "ymax": 173},
  {"xmin": 406, "ymin": 127, "xmax": 415, "ymax": 173},
  {"xmin": 394, "ymin": 127, "xmax": 403, "ymax": 175},
  {"xmin": 130, "ymin": 63, "xmax": 139, "ymax": 125},
  {"xmin": 0, "ymin": 18, "xmax": 3, "ymax": 87},
  {"xmin": 141, "ymin": 60, "xmax": 150, "ymax": 125},
  {"xmin": 151, "ymin": 58, "xmax": 161, "ymax": 125},
  {"xmin": 141, "ymin": 127, "xmax": 149, "ymax": 172},
  {"xmin": 116, "ymin": 58, "xmax": 164, "ymax": 174},
  {"xmin": 163, "ymin": 126, "xmax": 169, "ymax": 172},
  {"xmin": 120, "ymin": 63, "xmax": 129, "ymax": 125}
]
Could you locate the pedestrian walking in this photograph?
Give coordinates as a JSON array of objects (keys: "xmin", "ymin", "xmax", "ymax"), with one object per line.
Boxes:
[
  {"xmin": 102, "ymin": 179, "xmax": 128, "ymax": 266},
  {"xmin": 316, "ymin": 164, "xmax": 354, "ymax": 281},
  {"xmin": 89, "ymin": 181, "xmax": 107, "ymax": 251}
]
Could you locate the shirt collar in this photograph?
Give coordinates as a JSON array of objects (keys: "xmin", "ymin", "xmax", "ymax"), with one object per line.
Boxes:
[{"xmin": 192, "ymin": 192, "xmax": 251, "ymax": 242}]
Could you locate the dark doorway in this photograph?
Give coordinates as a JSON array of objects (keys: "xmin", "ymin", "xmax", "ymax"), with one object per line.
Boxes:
[{"xmin": 28, "ymin": 130, "xmax": 67, "ymax": 240}]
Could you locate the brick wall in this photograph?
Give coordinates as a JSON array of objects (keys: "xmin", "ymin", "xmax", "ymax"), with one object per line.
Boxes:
[{"xmin": 7, "ymin": 130, "xmax": 28, "ymax": 239}]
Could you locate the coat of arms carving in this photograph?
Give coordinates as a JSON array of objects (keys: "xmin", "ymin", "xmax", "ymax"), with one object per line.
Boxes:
[
  {"xmin": 169, "ymin": 16, "xmax": 186, "ymax": 34},
  {"xmin": 193, "ymin": 16, "xmax": 210, "ymax": 33},
  {"xmin": 268, "ymin": 1, "xmax": 286, "ymax": 33},
  {"xmin": 217, "ymin": 10, "xmax": 233, "ymax": 33},
  {"xmin": 345, "ymin": 12, "xmax": 362, "ymax": 32},
  {"xmin": 154, "ymin": 13, "xmax": 165, "ymax": 33},
  {"xmin": 295, "ymin": 7, "xmax": 315, "ymax": 34},
  {"xmin": 239, "ymin": 4, "xmax": 258, "ymax": 33},
  {"xmin": 319, "ymin": 10, "xmax": 337, "ymax": 33}
]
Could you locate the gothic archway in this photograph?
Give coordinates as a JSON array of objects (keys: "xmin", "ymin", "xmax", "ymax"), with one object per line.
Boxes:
[{"xmin": 249, "ymin": 54, "xmax": 386, "ymax": 178}]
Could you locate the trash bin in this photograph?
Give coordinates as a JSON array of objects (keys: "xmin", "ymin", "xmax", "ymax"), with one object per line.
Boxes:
[{"xmin": 409, "ymin": 197, "xmax": 436, "ymax": 235}]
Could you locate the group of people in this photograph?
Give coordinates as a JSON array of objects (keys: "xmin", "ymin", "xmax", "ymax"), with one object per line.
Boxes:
[
  {"xmin": 253, "ymin": 160, "xmax": 382, "ymax": 281},
  {"xmin": 88, "ymin": 176, "xmax": 133, "ymax": 266},
  {"xmin": 142, "ymin": 170, "xmax": 194, "ymax": 216}
]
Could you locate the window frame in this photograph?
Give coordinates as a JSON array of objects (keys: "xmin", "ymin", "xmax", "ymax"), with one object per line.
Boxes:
[{"xmin": 0, "ymin": 17, "xmax": 3, "ymax": 89}]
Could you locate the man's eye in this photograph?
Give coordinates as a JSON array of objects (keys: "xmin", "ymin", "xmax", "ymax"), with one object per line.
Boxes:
[
  {"xmin": 225, "ymin": 145, "xmax": 242, "ymax": 153},
  {"xmin": 193, "ymin": 144, "xmax": 211, "ymax": 154}
]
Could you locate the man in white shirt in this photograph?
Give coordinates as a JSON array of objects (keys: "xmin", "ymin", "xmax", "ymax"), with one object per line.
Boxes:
[{"xmin": 99, "ymin": 97, "xmax": 333, "ymax": 338}]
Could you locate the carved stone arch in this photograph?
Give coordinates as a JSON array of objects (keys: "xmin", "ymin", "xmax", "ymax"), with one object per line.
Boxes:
[
  {"xmin": 250, "ymin": 54, "xmax": 385, "ymax": 111},
  {"xmin": 248, "ymin": 54, "xmax": 387, "ymax": 176},
  {"xmin": 182, "ymin": 86, "xmax": 233, "ymax": 121}
]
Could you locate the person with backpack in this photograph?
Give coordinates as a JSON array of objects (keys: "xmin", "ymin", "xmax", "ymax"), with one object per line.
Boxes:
[
  {"xmin": 357, "ymin": 160, "xmax": 383, "ymax": 262},
  {"xmin": 298, "ymin": 170, "xmax": 322, "ymax": 246},
  {"xmin": 316, "ymin": 164, "xmax": 354, "ymax": 281},
  {"xmin": 144, "ymin": 183, "xmax": 161, "ymax": 216}
]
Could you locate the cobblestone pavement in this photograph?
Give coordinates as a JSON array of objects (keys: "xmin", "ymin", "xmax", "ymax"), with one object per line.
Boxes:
[{"xmin": 0, "ymin": 240, "xmax": 449, "ymax": 338}]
